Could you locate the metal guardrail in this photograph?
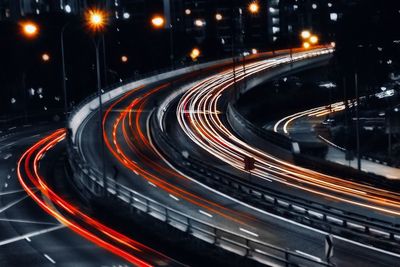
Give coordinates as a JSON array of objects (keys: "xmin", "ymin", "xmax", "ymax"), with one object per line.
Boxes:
[
  {"xmin": 227, "ymin": 103, "xmax": 294, "ymax": 151},
  {"xmin": 66, "ymin": 142, "xmax": 331, "ymax": 267}
]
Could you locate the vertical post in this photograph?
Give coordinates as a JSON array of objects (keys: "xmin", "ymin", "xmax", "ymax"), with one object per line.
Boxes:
[
  {"xmin": 388, "ymin": 112, "xmax": 392, "ymax": 157},
  {"xmin": 22, "ymin": 71, "xmax": 28, "ymax": 123},
  {"xmin": 95, "ymin": 38, "xmax": 108, "ymax": 196},
  {"xmin": 61, "ymin": 26, "xmax": 68, "ymax": 116},
  {"xmin": 355, "ymin": 72, "xmax": 361, "ymax": 171},
  {"xmin": 169, "ymin": 24, "xmax": 174, "ymax": 69},
  {"xmin": 102, "ymin": 35, "xmax": 108, "ymax": 87}
]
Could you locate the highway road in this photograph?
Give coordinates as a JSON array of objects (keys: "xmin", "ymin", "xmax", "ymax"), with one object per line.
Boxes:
[
  {"xmin": 0, "ymin": 125, "xmax": 129, "ymax": 266},
  {"xmin": 75, "ymin": 48, "xmax": 400, "ymax": 266},
  {"xmin": 269, "ymin": 101, "xmax": 400, "ymax": 180}
]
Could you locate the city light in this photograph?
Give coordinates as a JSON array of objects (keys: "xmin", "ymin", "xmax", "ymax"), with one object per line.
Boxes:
[
  {"xmin": 194, "ymin": 19, "xmax": 205, "ymax": 27},
  {"xmin": 301, "ymin": 30, "xmax": 311, "ymax": 39},
  {"xmin": 41, "ymin": 53, "xmax": 50, "ymax": 62},
  {"xmin": 190, "ymin": 48, "xmax": 200, "ymax": 61},
  {"xmin": 21, "ymin": 22, "xmax": 39, "ymax": 38},
  {"xmin": 85, "ymin": 9, "xmax": 107, "ymax": 32},
  {"xmin": 303, "ymin": 42, "xmax": 311, "ymax": 49},
  {"xmin": 310, "ymin": 35, "xmax": 319, "ymax": 44},
  {"xmin": 121, "ymin": 55, "xmax": 128, "ymax": 63},
  {"xmin": 185, "ymin": 9, "xmax": 191, "ymax": 15},
  {"xmin": 151, "ymin": 15, "xmax": 165, "ymax": 28},
  {"xmin": 215, "ymin": 13, "xmax": 223, "ymax": 21},
  {"xmin": 248, "ymin": 2, "xmax": 260, "ymax": 14},
  {"xmin": 123, "ymin": 12, "xmax": 130, "ymax": 19},
  {"xmin": 252, "ymin": 48, "xmax": 258, "ymax": 54}
]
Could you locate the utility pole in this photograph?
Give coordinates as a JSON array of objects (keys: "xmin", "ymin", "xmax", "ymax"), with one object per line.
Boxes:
[{"xmin": 355, "ymin": 73, "xmax": 361, "ymax": 171}]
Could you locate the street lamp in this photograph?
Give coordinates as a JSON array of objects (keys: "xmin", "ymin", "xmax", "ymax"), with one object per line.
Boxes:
[
  {"xmin": 248, "ymin": 2, "xmax": 260, "ymax": 14},
  {"xmin": 215, "ymin": 13, "xmax": 223, "ymax": 21},
  {"xmin": 121, "ymin": 55, "xmax": 128, "ymax": 63},
  {"xmin": 41, "ymin": 53, "xmax": 50, "ymax": 62},
  {"xmin": 19, "ymin": 21, "xmax": 39, "ymax": 123},
  {"xmin": 21, "ymin": 22, "xmax": 39, "ymax": 38},
  {"xmin": 190, "ymin": 48, "xmax": 200, "ymax": 61},
  {"xmin": 301, "ymin": 30, "xmax": 311, "ymax": 39},
  {"xmin": 86, "ymin": 8, "xmax": 109, "ymax": 196},
  {"xmin": 303, "ymin": 42, "xmax": 311, "ymax": 49},
  {"xmin": 151, "ymin": 15, "xmax": 165, "ymax": 28},
  {"xmin": 151, "ymin": 14, "xmax": 175, "ymax": 69},
  {"xmin": 86, "ymin": 9, "xmax": 107, "ymax": 32},
  {"xmin": 310, "ymin": 35, "xmax": 319, "ymax": 44}
]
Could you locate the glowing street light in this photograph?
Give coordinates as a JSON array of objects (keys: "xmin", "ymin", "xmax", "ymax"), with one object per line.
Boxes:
[
  {"xmin": 190, "ymin": 48, "xmax": 200, "ymax": 61},
  {"xmin": 21, "ymin": 22, "xmax": 39, "ymax": 38},
  {"xmin": 301, "ymin": 30, "xmax": 311, "ymax": 39},
  {"xmin": 248, "ymin": 2, "xmax": 260, "ymax": 14},
  {"xmin": 310, "ymin": 35, "xmax": 319, "ymax": 44},
  {"xmin": 194, "ymin": 19, "xmax": 205, "ymax": 27},
  {"xmin": 85, "ymin": 8, "xmax": 109, "ymax": 195},
  {"xmin": 215, "ymin": 13, "xmax": 223, "ymax": 21},
  {"xmin": 85, "ymin": 8, "xmax": 107, "ymax": 32},
  {"xmin": 151, "ymin": 15, "xmax": 165, "ymax": 28},
  {"xmin": 121, "ymin": 55, "xmax": 128, "ymax": 63},
  {"xmin": 41, "ymin": 53, "xmax": 50, "ymax": 62},
  {"xmin": 303, "ymin": 42, "xmax": 311, "ymax": 49}
]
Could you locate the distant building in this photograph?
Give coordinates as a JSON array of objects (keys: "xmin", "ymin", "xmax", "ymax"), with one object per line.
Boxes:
[{"xmin": 0, "ymin": 0, "xmax": 88, "ymax": 20}]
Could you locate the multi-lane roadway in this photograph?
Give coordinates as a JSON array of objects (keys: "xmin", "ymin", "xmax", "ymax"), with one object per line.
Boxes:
[{"xmin": 74, "ymin": 48, "xmax": 400, "ymax": 266}]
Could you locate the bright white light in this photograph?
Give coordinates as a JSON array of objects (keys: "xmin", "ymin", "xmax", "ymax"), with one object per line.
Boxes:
[
  {"xmin": 312, "ymin": 4, "xmax": 317, "ymax": 9},
  {"xmin": 328, "ymin": 3, "xmax": 333, "ymax": 8},
  {"xmin": 123, "ymin": 12, "xmax": 130, "ymax": 19},
  {"xmin": 185, "ymin": 9, "xmax": 191, "ymax": 15},
  {"xmin": 269, "ymin": 7, "xmax": 277, "ymax": 13},
  {"xmin": 194, "ymin": 19, "xmax": 205, "ymax": 27},
  {"xmin": 375, "ymin": 89, "xmax": 394, "ymax": 99},
  {"xmin": 251, "ymin": 48, "xmax": 258, "ymax": 54},
  {"xmin": 330, "ymin": 13, "xmax": 338, "ymax": 21},
  {"xmin": 65, "ymin": 5, "xmax": 71, "ymax": 13}
]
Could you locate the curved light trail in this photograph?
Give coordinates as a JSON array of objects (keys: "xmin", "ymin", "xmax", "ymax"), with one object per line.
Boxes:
[
  {"xmin": 17, "ymin": 129, "xmax": 181, "ymax": 267},
  {"xmin": 101, "ymin": 81, "xmax": 260, "ymax": 226},
  {"xmin": 175, "ymin": 47, "xmax": 400, "ymax": 216}
]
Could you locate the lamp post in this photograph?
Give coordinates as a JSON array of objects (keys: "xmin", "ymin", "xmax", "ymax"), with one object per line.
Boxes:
[
  {"xmin": 151, "ymin": 15, "xmax": 175, "ymax": 69},
  {"xmin": 20, "ymin": 21, "xmax": 39, "ymax": 123},
  {"xmin": 86, "ymin": 8, "xmax": 109, "ymax": 195},
  {"xmin": 60, "ymin": 22, "xmax": 72, "ymax": 116},
  {"xmin": 21, "ymin": 22, "xmax": 39, "ymax": 38},
  {"xmin": 248, "ymin": 2, "xmax": 260, "ymax": 14}
]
